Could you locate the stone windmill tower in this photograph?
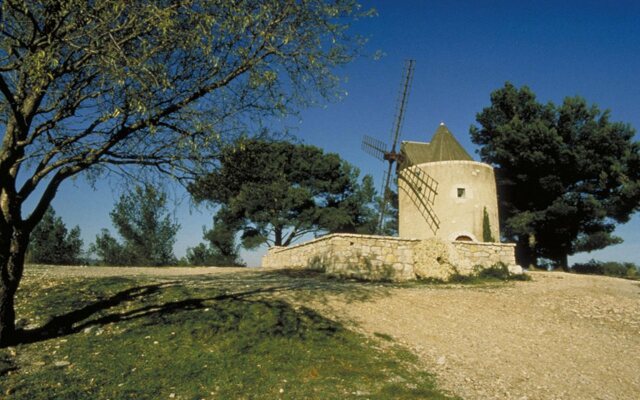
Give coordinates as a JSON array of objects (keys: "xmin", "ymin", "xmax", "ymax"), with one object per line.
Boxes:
[
  {"xmin": 264, "ymin": 62, "xmax": 518, "ymax": 280},
  {"xmin": 398, "ymin": 123, "xmax": 500, "ymax": 242}
]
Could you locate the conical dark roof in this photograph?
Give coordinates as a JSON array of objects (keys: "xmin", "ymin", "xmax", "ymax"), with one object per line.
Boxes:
[
  {"xmin": 400, "ymin": 123, "xmax": 472, "ymax": 167},
  {"xmin": 427, "ymin": 123, "xmax": 473, "ymax": 161}
]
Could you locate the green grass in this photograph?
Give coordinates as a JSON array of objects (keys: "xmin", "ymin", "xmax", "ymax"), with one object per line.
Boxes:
[{"xmin": 1, "ymin": 270, "xmax": 455, "ymax": 400}]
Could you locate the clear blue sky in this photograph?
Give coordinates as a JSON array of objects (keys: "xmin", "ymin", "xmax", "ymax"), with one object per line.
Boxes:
[{"xmin": 49, "ymin": 0, "xmax": 640, "ymax": 266}]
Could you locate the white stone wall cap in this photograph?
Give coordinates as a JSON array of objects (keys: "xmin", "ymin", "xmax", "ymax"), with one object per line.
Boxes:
[
  {"xmin": 268, "ymin": 233, "xmax": 516, "ymax": 255},
  {"xmin": 411, "ymin": 159, "xmax": 494, "ymax": 170},
  {"xmin": 267, "ymin": 233, "xmax": 425, "ymax": 253},
  {"xmin": 452, "ymin": 241, "xmax": 516, "ymax": 248}
]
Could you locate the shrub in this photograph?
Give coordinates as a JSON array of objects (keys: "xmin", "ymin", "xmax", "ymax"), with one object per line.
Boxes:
[
  {"xmin": 602, "ymin": 262, "xmax": 629, "ymax": 277},
  {"xmin": 307, "ymin": 256, "xmax": 327, "ymax": 272},
  {"xmin": 571, "ymin": 260, "xmax": 603, "ymax": 275},
  {"xmin": 448, "ymin": 262, "xmax": 529, "ymax": 283},
  {"xmin": 477, "ymin": 262, "xmax": 511, "ymax": 280},
  {"xmin": 482, "ymin": 206, "xmax": 495, "ymax": 242},
  {"xmin": 625, "ymin": 265, "xmax": 639, "ymax": 279},
  {"xmin": 571, "ymin": 260, "xmax": 639, "ymax": 280}
]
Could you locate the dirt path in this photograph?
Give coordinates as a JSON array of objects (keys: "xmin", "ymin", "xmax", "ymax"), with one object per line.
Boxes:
[
  {"xmin": 316, "ymin": 271, "xmax": 640, "ymax": 400},
  {"xmin": 26, "ymin": 266, "xmax": 640, "ymax": 399}
]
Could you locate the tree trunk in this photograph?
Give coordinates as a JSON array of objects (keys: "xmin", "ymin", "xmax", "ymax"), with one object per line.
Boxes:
[
  {"xmin": 515, "ymin": 235, "xmax": 536, "ymax": 269},
  {"xmin": 0, "ymin": 279, "xmax": 18, "ymax": 347},
  {"xmin": 274, "ymin": 227, "xmax": 283, "ymax": 247},
  {"xmin": 0, "ymin": 227, "xmax": 28, "ymax": 347},
  {"xmin": 556, "ymin": 253, "xmax": 569, "ymax": 271}
]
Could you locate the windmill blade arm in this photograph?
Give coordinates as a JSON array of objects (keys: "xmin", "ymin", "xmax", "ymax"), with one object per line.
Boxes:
[
  {"xmin": 400, "ymin": 166, "xmax": 438, "ymax": 205},
  {"xmin": 362, "ymin": 135, "xmax": 388, "ymax": 161},
  {"xmin": 389, "ymin": 59, "xmax": 415, "ymax": 150},
  {"xmin": 377, "ymin": 158, "xmax": 395, "ymax": 234},
  {"xmin": 398, "ymin": 171, "xmax": 441, "ymax": 234}
]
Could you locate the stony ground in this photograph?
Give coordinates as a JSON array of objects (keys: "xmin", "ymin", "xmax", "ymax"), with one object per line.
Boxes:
[
  {"xmin": 25, "ymin": 266, "xmax": 640, "ymax": 400},
  {"xmin": 315, "ymin": 271, "xmax": 640, "ymax": 400}
]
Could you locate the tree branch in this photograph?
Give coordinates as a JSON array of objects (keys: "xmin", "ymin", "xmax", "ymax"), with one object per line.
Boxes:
[{"xmin": 0, "ymin": 75, "xmax": 21, "ymax": 125}]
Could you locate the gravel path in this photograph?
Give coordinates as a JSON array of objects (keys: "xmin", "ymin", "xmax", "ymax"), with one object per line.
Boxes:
[
  {"xmin": 25, "ymin": 266, "xmax": 640, "ymax": 399},
  {"xmin": 318, "ymin": 271, "xmax": 640, "ymax": 400}
]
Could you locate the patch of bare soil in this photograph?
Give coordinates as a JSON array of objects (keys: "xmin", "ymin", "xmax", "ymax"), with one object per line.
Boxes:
[{"xmin": 315, "ymin": 271, "xmax": 640, "ymax": 400}]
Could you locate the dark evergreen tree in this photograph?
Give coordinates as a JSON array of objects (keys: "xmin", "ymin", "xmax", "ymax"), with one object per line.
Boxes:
[
  {"xmin": 189, "ymin": 139, "xmax": 379, "ymax": 247},
  {"xmin": 27, "ymin": 207, "xmax": 83, "ymax": 265},
  {"xmin": 92, "ymin": 229, "xmax": 130, "ymax": 266},
  {"xmin": 482, "ymin": 207, "xmax": 495, "ymax": 243},
  {"xmin": 185, "ymin": 210, "xmax": 244, "ymax": 266},
  {"xmin": 91, "ymin": 185, "xmax": 180, "ymax": 266},
  {"xmin": 471, "ymin": 83, "xmax": 640, "ymax": 268}
]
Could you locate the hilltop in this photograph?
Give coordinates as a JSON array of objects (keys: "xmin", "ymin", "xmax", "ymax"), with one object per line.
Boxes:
[{"xmin": 3, "ymin": 266, "xmax": 639, "ymax": 399}]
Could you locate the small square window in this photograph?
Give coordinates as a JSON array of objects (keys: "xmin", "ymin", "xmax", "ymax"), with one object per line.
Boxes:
[{"xmin": 457, "ymin": 188, "xmax": 466, "ymax": 198}]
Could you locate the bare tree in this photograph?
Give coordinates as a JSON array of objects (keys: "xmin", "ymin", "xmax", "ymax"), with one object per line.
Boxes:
[{"xmin": 0, "ymin": 0, "xmax": 365, "ymax": 345}]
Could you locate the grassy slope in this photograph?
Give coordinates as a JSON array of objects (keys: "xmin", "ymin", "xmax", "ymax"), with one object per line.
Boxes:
[{"xmin": 1, "ymin": 269, "xmax": 455, "ymax": 400}]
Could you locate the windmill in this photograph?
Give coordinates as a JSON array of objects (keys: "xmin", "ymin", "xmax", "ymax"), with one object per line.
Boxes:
[{"xmin": 361, "ymin": 60, "xmax": 441, "ymax": 235}]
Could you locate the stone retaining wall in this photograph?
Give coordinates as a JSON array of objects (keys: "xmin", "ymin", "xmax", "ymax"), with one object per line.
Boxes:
[
  {"xmin": 262, "ymin": 233, "xmax": 419, "ymax": 281},
  {"xmin": 453, "ymin": 241, "xmax": 517, "ymax": 269},
  {"xmin": 262, "ymin": 233, "xmax": 520, "ymax": 282}
]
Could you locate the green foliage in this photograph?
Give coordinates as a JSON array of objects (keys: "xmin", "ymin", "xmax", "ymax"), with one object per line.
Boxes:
[
  {"xmin": 184, "ymin": 243, "xmax": 210, "ymax": 265},
  {"xmin": 0, "ymin": 0, "xmax": 368, "ymax": 345},
  {"xmin": 571, "ymin": 260, "xmax": 639, "ymax": 279},
  {"xmin": 91, "ymin": 185, "xmax": 179, "ymax": 266},
  {"xmin": 26, "ymin": 207, "xmax": 83, "ymax": 265},
  {"xmin": 375, "ymin": 186, "xmax": 399, "ymax": 236},
  {"xmin": 92, "ymin": 229, "xmax": 130, "ymax": 266},
  {"xmin": 485, "ymin": 267, "xmax": 530, "ymax": 282},
  {"xmin": 5, "ymin": 273, "xmax": 453, "ymax": 399},
  {"xmin": 0, "ymin": 348, "xmax": 16, "ymax": 376},
  {"xmin": 471, "ymin": 82, "xmax": 640, "ymax": 268},
  {"xmin": 184, "ymin": 215, "xmax": 244, "ymax": 266},
  {"xmin": 482, "ymin": 207, "xmax": 495, "ymax": 243},
  {"xmin": 0, "ymin": 0, "xmax": 368, "ymax": 220},
  {"xmin": 476, "ymin": 262, "xmax": 510, "ymax": 280},
  {"xmin": 189, "ymin": 138, "xmax": 380, "ymax": 247},
  {"xmin": 445, "ymin": 262, "xmax": 530, "ymax": 284}
]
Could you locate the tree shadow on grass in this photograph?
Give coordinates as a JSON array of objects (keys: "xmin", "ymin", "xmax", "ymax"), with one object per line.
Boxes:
[
  {"xmin": 196, "ymin": 268, "xmax": 393, "ymax": 304},
  {"xmin": 14, "ymin": 282, "xmax": 282, "ymax": 345},
  {"xmin": 13, "ymin": 269, "xmax": 385, "ymax": 347}
]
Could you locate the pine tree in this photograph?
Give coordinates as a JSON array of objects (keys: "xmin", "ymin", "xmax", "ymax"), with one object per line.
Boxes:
[
  {"xmin": 185, "ymin": 210, "xmax": 244, "ymax": 266},
  {"xmin": 471, "ymin": 83, "xmax": 640, "ymax": 268},
  {"xmin": 27, "ymin": 207, "xmax": 83, "ymax": 265},
  {"xmin": 92, "ymin": 185, "xmax": 180, "ymax": 266},
  {"xmin": 189, "ymin": 139, "xmax": 380, "ymax": 248}
]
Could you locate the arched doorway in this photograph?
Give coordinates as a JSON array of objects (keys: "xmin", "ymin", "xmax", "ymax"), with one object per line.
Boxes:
[{"xmin": 455, "ymin": 235, "xmax": 473, "ymax": 242}]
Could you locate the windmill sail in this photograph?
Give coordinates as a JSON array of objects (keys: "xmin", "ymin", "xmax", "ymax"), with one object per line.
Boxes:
[
  {"xmin": 397, "ymin": 150, "xmax": 440, "ymax": 233},
  {"xmin": 362, "ymin": 135, "xmax": 388, "ymax": 161},
  {"xmin": 377, "ymin": 60, "xmax": 415, "ymax": 233},
  {"xmin": 360, "ymin": 60, "xmax": 446, "ymax": 236},
  {"xmin": 398, "ymin": 167, "xmax": 440, "ymax": 234}
]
